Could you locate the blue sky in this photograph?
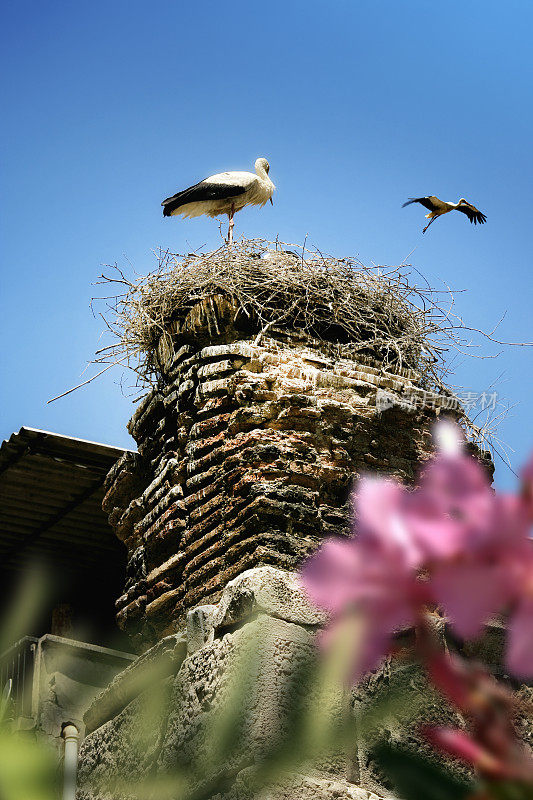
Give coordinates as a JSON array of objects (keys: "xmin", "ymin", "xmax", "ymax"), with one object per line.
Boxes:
[{"xmin": 1, "ymin": 0, "xmax": 531, "ymax": 488}]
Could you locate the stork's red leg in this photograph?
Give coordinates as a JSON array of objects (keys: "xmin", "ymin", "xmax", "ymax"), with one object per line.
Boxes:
[
  {"xmin": 422, "ymin": 215, "xmax": 438, "ymax": 234},
  {"xmin": 227, "ymin": 203, "xmax": 235, "ymax": 245}
]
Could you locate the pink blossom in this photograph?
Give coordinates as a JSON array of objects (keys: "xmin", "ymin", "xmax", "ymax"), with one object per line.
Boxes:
[
  {"xmin": 422, "ymin": 727, "xmax": 508, "ymax": 779},
  {"xmin": 520, "ymin": 455, "xmax": 533, "ymax": 521},
  {"xmin": 301, "ymin": 421, "xmax": 533, "ymax": 680},
  {"xmin": 433, "ymin": 419, "xmax": 466, "ymax": 457},
  {"xmin": 411, "ymin": 430, "xmax": 533, "ymax": 671},
  {"xmin": 301, "ymin": 481, "xmax": 427, "ymax": 680},
  {"xmin": 430, "ymin": 561, "xmax": 509, "ymax": 639},
  {"xmin": 423, "ymin": 650, "xmax": 533, "ymax": 783},
  {"xmin": 507, "ymin": 593, "xmax": 533, "ymax": 679},
  {"xmin": 423, "ymin": 492, "xmax": 528, "ymax": 640},
  {"xmin": 301, "ymin": 538, "xmax": 366, "ymax": 616},
  {"xmin": 302, "ymin": 533, "xmax": 422, "ymax": 680},
  {"xmin": 354, "ymin": 477, "xmax": 422, "ymax": 568}
]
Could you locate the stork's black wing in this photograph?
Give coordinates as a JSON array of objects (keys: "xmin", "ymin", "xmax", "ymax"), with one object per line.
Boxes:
[
  {"xmin": 162, "ymin": 180, "xmax": 246, "ymax": 216},
  {"xmin": 455, "ymin": 202, "xmax": 487, "ymax": 225},
  {"xmin": 402, "ymin": 196, "xmax": 442, "ymax": 211}
]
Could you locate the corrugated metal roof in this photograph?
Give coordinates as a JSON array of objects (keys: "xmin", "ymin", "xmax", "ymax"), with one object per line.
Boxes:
[{"xmin": 0, "ymin": 427, "xmax": 135, "ymax": 575}]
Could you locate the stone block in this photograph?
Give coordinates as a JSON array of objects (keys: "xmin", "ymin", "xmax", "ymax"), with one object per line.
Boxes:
[
  {"xmin": 212, "ymin": 566, "xmax": 327, "ymax": 632},
  {"xmin": 159, "ymin": 615, "xmax": 322, "ymax": 772},
  {"xmin": 186, "ymin": 604, "xmax": 218, "ymax": 654}
]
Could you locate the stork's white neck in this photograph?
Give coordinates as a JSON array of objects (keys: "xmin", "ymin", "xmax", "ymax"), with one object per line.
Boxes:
[{"xmin": 255, "ymin": 163, "xmax": 269, "ymax": 180}]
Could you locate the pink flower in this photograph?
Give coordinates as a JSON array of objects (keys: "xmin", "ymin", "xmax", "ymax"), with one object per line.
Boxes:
[
  {"xmin": 430, "ymin": 560, "xmax": 509, "ymax": 639},
  {"xmin": 354, "ymin": 477, "xmax": 422, "ymax": 568},
  {"xmin": 301, "ymin": 421, "xmax": 533, "ymax": 680},
  {"xmin": 302, "ymin": 536, "xmax": 421, "ymax": 680},
  {"xmin": 407, "ymin": 453, "xmax": 498, "ymax": 560},
  {"xmin": 423, "ymin": 492, "xmax": 528, "ymax": 640},
  {"xmin": 422, "ymin": 727, "xmax": 508, "ymax": 779},
  {"xmin": 507, "ymin": 564, "xmax": 533, "ymax": 679},
  {"xmin": 410, "ymin": 427, "xmax": 533, "ymax": 672},
  {"xmin": 301, "ymin": 538, "xmax": 366, "ymax": 616},
  {"xmin": 423, "ymin": 651, "xmax": 533, "ymax": 783},
  {"xmin": 301, "ymin": 481, "xmax": 427, "ymax": 680}
]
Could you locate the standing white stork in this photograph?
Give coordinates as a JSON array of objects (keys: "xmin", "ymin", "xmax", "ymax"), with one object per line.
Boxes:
[
  {"xmin": 162, "ymin": 157, "xmax": 275, "ymax": 244},
  {"xmin": 402, "ymin": 196, "xmax": 487, "ymax": 233}
]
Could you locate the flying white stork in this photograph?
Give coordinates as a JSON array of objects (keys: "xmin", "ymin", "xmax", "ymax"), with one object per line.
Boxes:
[
  {"xmin": 162, "ymin": 157, "xmax": 275, "ymax": 244},
  {"xmin": 402, "ymin": 196, "xmax": 487, "ymax": 233}
]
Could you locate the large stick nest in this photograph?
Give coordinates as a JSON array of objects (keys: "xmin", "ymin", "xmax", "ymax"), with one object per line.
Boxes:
[{"xmin": 93, "ymin": 238, "xmax": 481, "ymax": 391}]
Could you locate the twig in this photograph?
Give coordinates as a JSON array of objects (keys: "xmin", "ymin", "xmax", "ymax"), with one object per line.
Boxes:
[{"xmin": 46, "ymin": 358, "xmax": 128, "ymax": 403}]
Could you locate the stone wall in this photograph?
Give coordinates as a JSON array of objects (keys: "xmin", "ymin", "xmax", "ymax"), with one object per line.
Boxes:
[
  {"xmin": 103, "ymin": 297, "xmax": 460, "ymax": 652},
  {"xmin": 77, "ymin": 568, "xmax": 397, "ymax": 800},
  {"xmin": 79, "ymin": 568, "xmax": 513, "ymax": 800}
]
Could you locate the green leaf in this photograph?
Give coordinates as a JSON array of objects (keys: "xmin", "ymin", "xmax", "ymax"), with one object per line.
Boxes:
[
  {"xmin": 373, "ymin": 741, "xmax": 479, "ymax": 800},
  {"xmin": 482, "ymin": 780, "xmax": 533, "ymax": 800},
  {"xmin": 0, "ymin": 566, "xmax": 49, "ymax": 655},
  {"xmin": 0, "ymin": 731, "xmax": 59, "ymax": 800}
]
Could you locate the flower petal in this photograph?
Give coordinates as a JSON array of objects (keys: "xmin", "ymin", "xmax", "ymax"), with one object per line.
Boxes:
[
  {"xmin": 301, "ymin": 538, "xmax": 363, "ymax": 614},
  {"xmin": 507, "ymin": 596, "xmax": 533, "ymax": 679},
  {"xmin": 433, "ymin": 420, "xmax": 465, "ymax": 458},
  {"xmin": 421, "ymin": 726, "xmax": 506, "ymax": 778},
  {"xmin": 431, "ymin": 561, "xmax": 509, "ymax": 639},
  {"xmin": 354, "ymin": 477, "xmax": 421, "ymax": 567}
]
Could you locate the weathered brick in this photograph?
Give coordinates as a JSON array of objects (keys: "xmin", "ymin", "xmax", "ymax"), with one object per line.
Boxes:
[{"xmin": 103, "ymin": 306, "xmax": 459, "ymax": 649}]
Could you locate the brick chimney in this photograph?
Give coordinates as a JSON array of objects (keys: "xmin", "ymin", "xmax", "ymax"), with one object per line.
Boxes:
[{"xmin": 101, "ymin": 287, "xmax": 462, "ymax": 652}]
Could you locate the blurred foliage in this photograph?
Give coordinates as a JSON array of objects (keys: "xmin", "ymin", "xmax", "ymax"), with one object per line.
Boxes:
[
  {"xmin": 0, "ymin": 566, "xmax": 49, "ymax": 656},
  {"xmin": 0, "ymin": 566, "xmax": 59, "ymax": 800},
  {"xmin": 0, "ymin": 728, "xmax": 59, "ymax": 800},
  {"xmin": 373, "ymin": 741, "xmax": 475, "ymax": 800},
  {"xmin": 0, "ymin": 568, "xmax": 530, "ymax": 800},
  {"xmin": 374, "ymin": 743, "xmax": 533, "ymax": 800}
]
